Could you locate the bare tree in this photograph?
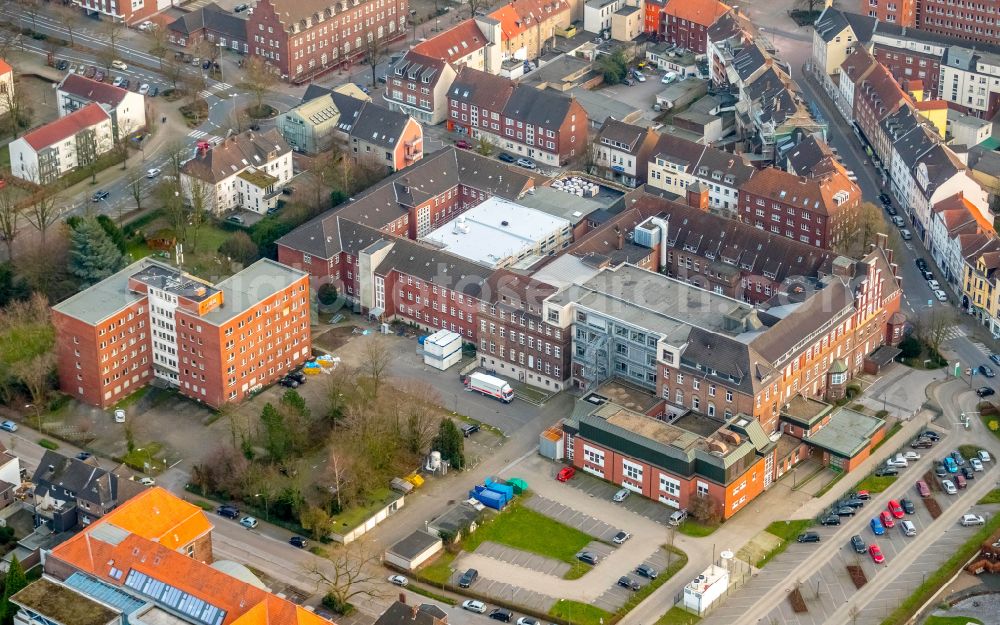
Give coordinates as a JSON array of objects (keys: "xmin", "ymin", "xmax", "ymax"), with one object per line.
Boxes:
[
  {"xmin": 162, "ymin": 54, "xmax": 185, "ymax": 90},
  {"xmin": 914, "ymin": 308, "xmax": 956, "ymax": 358},
  {"xmin": 305, "ymin": 539, "xmax": 385, "ymax": 613},
  {"xmin": 127, "ymin": 167, "xmax": 147, "ymax": 212},
  {"xmin": 363, "ymin": 36, "xmax": 387, "ymax": 89},
  {"xmin": 13, "ymin": 351, "xmax": 55, "ymax": 430},
  {"xmin": 833, "ymin": 202, "xmax": 887, "ymax": 259},
  {"xmin": 113, "ymin": 119, "xmax": 136, "ymax": 170},
  {"xmin": 55, "ymin": 5, "xmax": 83, "ymax": 48},
  {"xmin": 164, "ymin": 139, "xmax": 189, "ymax": 180},
  {"xmin": 24, "ymin": 187, "xmax": 61, "ymax": 245},
  {"xmin": 240, "ymin": 56, "xmax": 276, "ymax": 118},
  {"xmin": 17, "ymin": 0, "xmax": 42, "ymax": 34},
  {"xmin": 102, "ymin": 20, "xmax": 125, "ymax": 66},
  {"xmin": 1, "ymin": 77, "xmax": 32, "ymax": 138},
  {"xmin": 186, "ymin": 178, "xmax": 212, "ymax": 254},
  {"xmin": 0, "ymin": 184, "xmax": 20, "ymax": 260},
  {"xmin": 464, "ymin": 0, "xmax": 487, "ymax": 18},
  {"xmin": 361, "ymin": 337, "xmax": 391, "ymax": 399},
  {"xmin": 147, "ymin": 27, "xmax": 168, "ymax": 71},
  {"xmin": 75, "ymin": 127, "xmax": 100, "ymax": 183}
]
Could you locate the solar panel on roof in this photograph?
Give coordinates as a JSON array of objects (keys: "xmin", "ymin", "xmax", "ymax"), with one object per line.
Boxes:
[{"xmin": 124, "ymin": 569, "xmax": 226, "ymax": 625}]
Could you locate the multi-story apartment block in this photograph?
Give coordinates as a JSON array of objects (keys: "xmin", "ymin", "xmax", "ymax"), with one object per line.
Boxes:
[
  {"xmin": 643, "ymin": 0, "xmax": 664, "ymax": 34},
  {"xmin": 410, "ymin": 18, "xmax": 502, "ymax": 74},
  {"xmin": 180, "ymin": 129, "xmax": 293, "ymax": 214},
  {"xmin": 914, "ymin": 0, "xmax": 1000, "ymax": 44},
  {"xmin": 51, "ymin": 258, "xmax": 311, "ymax": 409},
  {"xmin": 489, "ymin": 0, "xmax": 572, "ymax": 61},
  {"xmin": 661, "ymin": 0, "xmax": 731, "ymax": 54},
  {"xmin": 476, "ymin": 270, "xmax": 572, "ymax": 391},
  {"xmin": 8, "ymin": 103, "xmax": 114, "ymax": 185},
  {"xmin": 812, "ymin": 8, "xmax": 877, "ymax": 78},
  {"xmin": 70, "ymin": 0, "xmax": 166, "ymax": 25},
  {"xmin": 447, "ymin": 66, "xmax": 588, "ymax": 166},
  {"xmin": 852, "ymin": 63, "xmax": 910, "ymax": 163},
  {"xmin": 835, "ymin": 46, "xmax": 881, "ymax": 120},
  {"xmin": 862, "ymin": 0, "xmax": 915, "ymax": 25},
  {"xmin": 593, "ymin": 118, "xmax": 659, "ymax": 188},
  {"xmin": 739, "ymin": 166, "xmax": 862, "ymax": 250},
  {"xmin": 57, "ymin": 75, "xmax": 146, "ymax": 141},
  {"xmin": 383, "ymin": 51, "xmax": 458, "ymax": 125},
  {"xmin": 247, "ymin": 0, "xmax": 407, "ymax": 83},
  {"xmin": 646, "ymin": 132, "xmax": 757, "ymax": 216},
  {"xmin": 584, "ymin": 0, "xmax": 622, "ymax": 34}
]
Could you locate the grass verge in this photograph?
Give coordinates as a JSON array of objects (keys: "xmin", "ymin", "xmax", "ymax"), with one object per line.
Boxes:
[
  {"xmin": 853, "ymin": 474, "xmax": 898, "ymax": 493},
  {"xmin": 419, "ymin": 551, "xmax": 457, "ymax": 586},
  {"xmin": 880, "ymin": 513, "xmax": 1000, "ymax": 625},
  {"xmin": 462, "ymin": 502, "xmax": 593, "ymax": 564},
  {"xmin": 549, "ymin": 600, "xmax": 611, "ymax": 625},
  {"xmin": 406, "ymin": 585, "xmax": 457, "ymax": 606},
  {"xmin": 758, "ymin": 520, "xmax": 813, "ymax": 568},
  {"xmin": 979, "ymin": 489, "xmax": 1000, "ymax": 504},
  {"xmin": 676, "ymin": 519, "xmax": 718, "ymax": 537},
  {"xmin": 925, "ymin": 617, "xmax": 983, "ymax": 625},
  {"xmin": 814, "ymin": 471, "xmax": 846, "ymax": 498},
  {"xmin": 38, "ymin": 439, "xmax": 58, "ymax": 450},
  {"xmin": 564, "ymin": 561, "xmax": 590, "ymax": 580},
  {"xmin": 616, "ymin": 546, "xmax": 687, "ymax": 617},
  {"xmin": 114, "ymin": 386, "xmax": 150, "ymax": 410},
  {"xmin": 655, "ymin": 607, "xmax": 701, "ymax": 625}
]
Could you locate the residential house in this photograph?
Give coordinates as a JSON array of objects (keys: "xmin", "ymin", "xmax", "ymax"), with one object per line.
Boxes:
[
  {"xmin": 8, "ymin": 104, "xmax": 113, "ymax": 185},
  {"xmin": 489, "ymin": 0, "xmax": 572, "ymax": 61},
  {"xmin": 611, "ymin": 4, "xmax": 642, "ymax": 42},
  {"xmin": 968, "ymin": 147, "xmax": 1000, "ymax": 208},
  {"xmin": 31, "ymin": 450, "xmax": 142, "ymax": 531},
  {"xmin": 166, "ymin": 2, "xmax": 248, "ymax": 52},
  {"xmin": 947, "ymin": 110, "xmax": 992, "ymax": 148},
  {"xmin": 661, "ymin": 0, "xmax": 731, "ymax": 54},
  {"xmin": 593, "ymin": 118, "xmax": 659, "ymax": 187},
  {"xmin": 411, "ymin": 18, "xmax": 502, "ymax": 74},
  {"xmin": 812, "ymin": 8, "xmax": 876, "ymax": 79},
  {"xmin": 584, "ymin": 0, "xmax": 621, "ymax": 34},
  {"xmin": 57, "ymin": 74, "xmax": 146, "ymax": 140},
  {"xmin": 247, "ymin": 0, "xmax": 407, "ymax": 83},
  {"xmin": 383, "ymin": 51, "xmax": 458, "ymax": 125},
  {"xmin": 963, "ymin": 244, "xmax": 1000, "ymax": 336},
  {"xmin": 738, "ymin": 166, "xmax": 862, "ymax": 250},
  {"xmin": 835, "ymin": 46, "xmax": 879, "ymax": 121},
  {"xmin": 862, "ymin": 0, "xmax": 915, "ymax": 26},
  {"xmin": 852, "ymin": 63, "xmax": 910, "ymax": 166},
  {"xmin": 0, "ymin": 60, "xmax": 12, "ymax": 118},
  {"xmin": 180, "ymin": 129, "xmax": 293, "ymax": 214},
  {"xmin": 69, "ymin": 0, "xmax": 166, "ymax": 26},
  {"xmin": 784, "ymin": 135, "xmax": 837, "ymax": 177},
  {"xmin": 374, "ymin": 598, "xmax": 449, "ymax": 625},
  {"xmin": 927, "ymin": 192, "xmax": 992, "ymax": 286},
  {"xmin": 447, "ymin": 66, "xmax": 587, "ymax": 166}
]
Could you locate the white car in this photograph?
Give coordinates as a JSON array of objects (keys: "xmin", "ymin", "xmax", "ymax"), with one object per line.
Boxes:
[
  {"xmin": 138, "ymin": 477, "xmax": 155, "ymax": 486},
  {"xmin": 461, "ymin": 600, "xmax": 486, "ymax": 614},
  {"xmin": 886, "ymin": 456, "xmax": 908, "ymax": 468},
  {"xmin": 934, "ymin": 289, "xmax": 948, "ymax": 302},
  {"xmin": 942, "ymin": 479, "xmax": 958, "ymax": 495},
  {"xmin": 633, "ymin": 71, "xmax": 646, "ymax": 82},
  {"xmin": 613, "ymin": 488, "xmax": 630, "ymax": 502},
  {"xmin": 239, "ymin": 515, "xmax": 259, "ymax": 529},
  {"xmin": 961, "ymin": 514, "xmax": 985, "ymax": 526},
  {"xmin": 113, "ymin": 76, "xmax": 125, "ymax": 87},
  {"xmin": 111, "ymin": 60, "xmax": 128, "ymax": 71},
  {"xmin": 139, "ymin": 83, "xmax": 150, "ymax": 95},
  {"xmin": 387, "ymin": 575, "xmax": 408, "ymax": 587},
  {"xmin": 613, "ymin": 530, "xmax": 631, "ymax": 544},
  {"xmin": 661, "ymin": 71, "xmax": 677, "ymax": 84},
  {"xmin": 146, "ymin": 167, "xmax": 161, "ymax": 178},
  {"xmin": 903, "ymin": 451, "xmax": 921, "ymax": 460},
  {"xmin": 114, "ymin": 409, "xmax": 126, "ymax": 423},
  {"xmin": 138, "ymin": 21, "xmax": 155, "ymax": 31},
  {"xmin": 971, "ymin": 458, "xmax": 984, "ymax": 471},
  {"xmin": 927, "ymin": 279, "xmax": 940, "ymax": 290},
  {"xmin": 980, "ymin": 450, "xmax": 992, "ymax": 463}
]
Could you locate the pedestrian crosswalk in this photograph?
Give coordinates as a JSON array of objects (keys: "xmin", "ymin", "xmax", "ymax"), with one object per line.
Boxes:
[
  {"xmin": 973, "ymin": 341, "xmax": 992, "ymax": 355},
  {"xmin": 187, "ymin": 129, "xmax": 222, "ymax": 144},
  {"xmin": 942, "ymin": 325, "xmax": 968, "ymax": 341},
  {"xmin": 198, "ymin": 82, "xmax": 235, "ymax": 99}
]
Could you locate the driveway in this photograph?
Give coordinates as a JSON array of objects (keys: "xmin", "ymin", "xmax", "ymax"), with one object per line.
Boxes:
[{"xmin": 593, "ymin": 77, "xmax": 665, "ymax": 121}]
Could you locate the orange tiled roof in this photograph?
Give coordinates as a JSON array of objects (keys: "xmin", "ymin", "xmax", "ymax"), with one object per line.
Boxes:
[
  {"xmin": 97, "ymin": 487, "xmax": 213, "ymax": 551},
  {"xmin": 49, "ymin": 491, "xmax": 332, "ymax": 625},
  {"xmin": 490, "ymin": 0, "xmax": 569, "ymax": 41},
  {"xmin": 915, "ymin": 99, "xmax": 948, "ymax": 111},
  {"xmin": 663, "ymin": 0, "xmax": 730, "ymax": 27},
  {"xmin": 741, "ymin": 166, "xmax": 858, "ymax": 216},
  {"xmin": 0, "ymin": 59, "xmax": 11, "ymax": 76},
  {"xmin": 412, "ymin": 20, "xmax": 487, "ymax": 64},
  {"xmin": 21, "ymin": 103, "xmax": 109, "ymax": 151},
  {"xmin": 935, "ymin": 192, "xmax": 993, "ymax": 232}
]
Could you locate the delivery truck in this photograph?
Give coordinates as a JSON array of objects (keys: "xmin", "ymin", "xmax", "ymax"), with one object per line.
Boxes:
[{"xmin": 465, "ymin": 372, "xmax": 515, "ymax": 403}]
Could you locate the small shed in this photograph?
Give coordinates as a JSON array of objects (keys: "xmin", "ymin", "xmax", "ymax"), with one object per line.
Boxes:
[{"xmin": 384, "ymin": 530, "xmax": 443, "ymax": 571}]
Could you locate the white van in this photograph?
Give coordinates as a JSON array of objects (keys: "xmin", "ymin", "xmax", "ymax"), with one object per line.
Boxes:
[
  {"xmin": 668, "ymin": 509, "xmax": 688, "ymax": 526},
  {"xmin": 900, "ymin": 520, "xmax": 916, "ymax": 536},
  {"xmin": 891, "ymin": 216, "xmax": 905, "ymax": 227},
  {"xmin": 901, "ymin": 229, "xmax": 912, "ymax": 241}
]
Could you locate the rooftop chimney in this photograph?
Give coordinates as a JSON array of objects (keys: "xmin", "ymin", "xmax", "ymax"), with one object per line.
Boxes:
[{"xmin": 615, "ymin": 226, "xmax": 623, "ymax": 250}]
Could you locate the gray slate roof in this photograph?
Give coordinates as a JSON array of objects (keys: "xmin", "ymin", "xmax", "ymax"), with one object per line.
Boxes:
[
  {"xmin": 33, "ymin": 450, "xmax": 119, "ymax": 508},
  {"xmin": 168, "ymin": 3, "xmax": 246, "ymax": 39}
]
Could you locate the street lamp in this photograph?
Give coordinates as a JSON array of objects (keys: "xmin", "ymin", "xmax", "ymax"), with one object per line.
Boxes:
[{"xmin": 255, "ymin": 493, "xmax": 269, "ymax": 519}]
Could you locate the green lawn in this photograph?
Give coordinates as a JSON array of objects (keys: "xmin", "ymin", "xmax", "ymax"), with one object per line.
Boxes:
[
  {"xmin": 0, "ymin": 323, "xmax": 54, "ymax": 364},
  {"xmin": 959, "ymin": 445, "xmax": 980, "ymax": 460},
  {"xmin": 329, "ymin": 487, "xmax": 399, "ymax": 532},
  {"xmin": 979, "ymin": 489, "xmax": 1000, "ymax": 504},
  {"xmin": 419, "ymin": 551, "xmax": 457, "ymax": 585},
  {"xmin": 616, "ymin": 546, "xmax": 687, "ymax": 616},
  {"xmin": 925, "ymin": 617, "xmax": 983, "ymax": 625},
  {"xmin": 853, "ymin": 474, "xmax": 898, "ymax": 493},
  {"xmin": 656, "ymin": 607, "xmax": 701, "ymax": 625},
  {"xmin": 758, "ymin": 520, "xmax": 814, "ymax": 568},
  {"xmin": 462, "ymin": 502, "xmax": 593, "ymax": 564},
  {"xmin": 676, "ymin": 519, "xmax": 718, "ymax": 537},
  {"xmin": 122, "ymin": 442, "xmax": 165, "ymax": 472},
  {"xmin": 549, "ymin": 600, "xmax": 611, "ymax": 625}
]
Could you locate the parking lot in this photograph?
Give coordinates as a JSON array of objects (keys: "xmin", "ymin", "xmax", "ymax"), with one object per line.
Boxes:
[
  {"xmin": 702, "ymin": 432, "xmax": 999, "ymax": 625},
  {"xmin": 565, "ymin": 465, "xmax": 679, "ymax": 525}
]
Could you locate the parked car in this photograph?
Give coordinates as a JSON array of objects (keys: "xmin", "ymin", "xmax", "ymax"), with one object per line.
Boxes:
[
  {"xmin": 278, "ymin": 376, "xmax": 299, "ymax": 388},
  {"xmin": 458, "ymin": 568, "xmax": 479, "ymax": 588},
  {"xmin": 138, "ymin": 477, "xmax": 155, "ymax": 486},
  {"xmin": 935, "ymin": 463, "xmax": 948, "ymax": 478},
  {"xmin": 869, "ymin": 544, "xmax": 885, "ymax": 564},
  {"xmin": 56, "ymin": 60, "xmax": 69, "ymax": 70},
  {"xmin": 870, "ymin": 518, "xmax": 885, "ymax": 535},
  {"xmin": 516, "ymin": 157, "xmax": 536, "ymax": 169},
  {"xmin": 461, "ymin": 601, "xmax": 487, "ymax": 614},
  {"xmin": 114, "ymin": 409, "xmax": 126, "ymax": 423},
  {"xmin": 901, "ymin": 498, "xmax": 915, "ymax": 514},
  {"xmin": 879, "ymin": 510, "xmax": 895, "ymax": 529},
  {"xmin": 289, "ymin": 536, "xmax": 308, "ymax": 549},
  {"xmin": 911, "ymin": 438, "xmax": 933, "ymax": 449},
  {"xmin": 635, "ymin": 564, "xmax": 658, "ymax": 579},
  {"xmin": 455, "ymin": 139, "xmax": 472, "ymax": 149},
  {"xmin": 934, "ymin": 289, "xmax": 948, "ymax": 302},
  {"xmin": 980, "ymin": 365, "xmax": 997, "ymax": 378},
  {"xmin": 631, "ymin": 69, "xmax": 646, "ymax": 82},
  {"xmin": 961, "ymin": 514, "xmax": 986, "ymax": 526},
  {"xmin": 148, "ymin": 86, "xmax": 159, "ymax": 97},
  {"xmin": 850, "ymin": 534, "xmax": 867, "ymax": 553},
  {"xmin": 387, "ymin": 574, "xmax": 408, "ymax": 586},
  {"xmin": 227, "ymin": 215, "xmax": 245, "ymax": 224},
  {"xmin": 661, "ymin": 71, "xmax": 678, "ymax": 84},
  {"xmin": 888, "ymin": 500, "xmax": 904, "ymax": 519},
  {"xmin": 668, "ymin": 509, "xmax": 689, "ymax": 525},
  {"xmin": 94, "ymin": 70, "xmax": 105, "ymax": 82},
  {"xmin": 977, "ymin": 387, "xmax": 996, "ymax": 397},
  {"xmin": 498, "ymin": 152, "xmax": 516, "ymax": 163},
  {"xmin": 461, "ymin": 423, "xmax": 480, "ymax": 437},
  {"xmin": 617, "ymin": 576, "xmax": 640, "ymax": 591},
  {"xmin": 835, "ymin": 506, "xmax": 856, "ymax": 517},
  {"xmin": 820, "ymin": 514, "xmax": 841, "ymax": 526},
  {"xmin": 489, "ymin": 609, "xmax": 511, "ymax": 623},
  {"xmin": 234, "ymin": 2, "xmax": 249, "ymax": 10},
  {"xmin": 901, "ymin": 229, "xmax": 912, "ymax": 240},
  {"xmin": 903, "ymin": 451, "xmax": 921, "ymax": 460},
  {"xmin": 146, "ymin": 167, "xmax": 161, "ymax": 178},
  {"xmin": 853, "ymin": 490, "xmax": 871, "ymax": 500},
  {"xmin": 613, "ymin": 530, "xmax": 631, "ymax": 544},
  {"xmin": 121, "ymin": 78, "xmax": 130, "ymax": 89},
  {"xmin": 92, "ymin": 190, "xmax": 110, "ymax": 202},
  {"xmin": 557, "ymin": 466, "xmax": 576, "ymax": 481},
  {"xmin": 797, "ymin": 532, "xmax": 820, "ymax": 543},
  {"xmin": 874, "ymin": 466, "xmax": 899, "ymax": 477},
  {"xmin": 955, "ymin": 474, "xmax": 967, "ymax": 489},
  {"xmin": 971, "ymin": 458, "xmax": 984, "ymax": 472},
  {"xmin": 942, "ymin": 479, "xmax": 958, "ymax": 494},
  {"xmin": 944, "ymin": 457, "xmax": 958, "ymax": 473},
  {"xmin": 516, "ymin": 618, "xmax": 538, "ymax": 625},
  {"xmin": 612, "ymin": 488, "xmax": 630, "ymax": 502},
  {"xmin": 900, "ymin": 520, "xmax": 917, "ymax": 536},
  {"xmin": 111, "ymin": 60, "xmax": 128, "ymax": 70},
  {"xmin": 841, "ymin": 498, "xmax": 865, "ymax": 509},
  {"xmin": 980, "ymin": 450, "xmax": 992, "ymax": 462},
  {"xmin": 239, "ymin": 516, "xmax": 258, "ymax": 529},
  {"xmin": 112, "ymin": 75, "xmax": 125, "ymax": 87},
  {"xmin": 952, "ymin": 451, "xmax": 967, "ymax": 466},
  {"xmin": 920, "ymin": 430, "xmax": 941, "ymax": 441},
  {"xmin": 879, "ymin": 192, "xmax": 892, "ymax": 206},
  {"xmin": 962, "ymin": 466, "xmax": 975, "ymax": 480},
  {"xmin": 886, "ymin": 456, "xmax": 908, "ymax": 468},
  {"xmin": 216, "ymin": 505, "xmax": 239, "ymax": 518},
  {"xmin": 577, "ymin": 552, "xmax": 598, "ymax": 565}
]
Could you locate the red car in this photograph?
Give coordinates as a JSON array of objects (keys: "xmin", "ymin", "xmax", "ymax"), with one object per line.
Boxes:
[
  {"xmin": 557, "ymin": 466, "xmax": 576, "ymax": 482},
  {"xmin": 455, "ymin": 139, "xmax": 472, "ymax": 149},
  {"xmin": 879, "ymin": 510, "xmax": 895, "ymax": 528},
  {"xmin": 855, "ymin": 490, "xmax": 871, "ymax": 500},
  {"xmin": 869, "ymin": 544, "xmax": 885, "ymax": 564},
  {"xmin": 888, "ymin": 499, "xmax": 904, "ymax": 519}
]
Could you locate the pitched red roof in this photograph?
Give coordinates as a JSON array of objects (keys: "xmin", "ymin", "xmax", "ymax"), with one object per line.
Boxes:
[
  {"xmin": 59, "ymin": 74, "xmax": 130, "ymax": 108},
  {"xmin": 0, "ymin": 59, "xmax": 11, "ymax": 76},
  {"xmin": 741, "ymin": 166, "xmax": 859, "ymax": 216},
  {"xmin": 490, "ymin": 0, "xmax": 569, "ymax": 41},
  {"xmin": 663, "ymin": 0, "xmax": 730, "ymax": 27},
  {"xmin": 22, "ymin": 103, "xmax": 110, "ymax": 151},
  {"xmin": 412, "ymin": 20, "xmax": 487, "ymax": 64}
]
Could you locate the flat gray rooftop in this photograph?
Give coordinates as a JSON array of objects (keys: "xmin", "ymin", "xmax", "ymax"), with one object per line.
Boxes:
[
  {"xmin": 52, "ymin": 258, "xmax": 164, "ymax": 325},
  {"xmin": 548, "ymin": 264, "xmax": 754, "ymax": 341},
  {"xmin": 199, "ymin": 259, "xmax": 308, "ymax": 326}
]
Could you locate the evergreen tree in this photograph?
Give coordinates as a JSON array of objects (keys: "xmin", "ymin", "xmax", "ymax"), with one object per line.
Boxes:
[
  {"xmin": 260, "ymin": 403, "xmax": 292, "ymax": 462},
  {"xmin": 96, "ymin": 214, "xmax": 128, "ymax": 254},
  {"xmin": 432, "ymin": 419, "xmax": 465, "ymax": 470},
  {"xmin": 68, "ymin": 217, "xmax": 126, "ymax": 286},
  {"xmin": 1, "ymin": 555, "xmax": 27, "ymax": 625}
]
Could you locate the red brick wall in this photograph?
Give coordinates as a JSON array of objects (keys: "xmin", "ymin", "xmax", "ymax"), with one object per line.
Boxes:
[
  {"xmin": 387, "ymin": 270, "xmax": 478, "ymax": 340},
  {"xmin": 644, "ymin": 0, "xmax": 664, "ymax": 34},
  {"xmin": 864, "ymin": 0, "xmax": 916, "ymax": 26},
  {"xmin": 872, "ymin": 46, "xmax": 941, "ymax": 101},
  {"xmin": 917, "ymin": 0, "xmax": 999, "ymax": 44},
  {"xmin": 664, "ymin": 17, "xmax": 708, "ymax": 54}
]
